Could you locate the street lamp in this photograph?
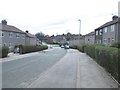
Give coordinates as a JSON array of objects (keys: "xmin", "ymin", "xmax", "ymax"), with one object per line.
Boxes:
[
  {"xmin": 78, "ymin": 19, "xmax": 81, "ymax": 35},
  {"xmin": 78, "ymin": 19, "xmax": 81, "ymax": 44}
]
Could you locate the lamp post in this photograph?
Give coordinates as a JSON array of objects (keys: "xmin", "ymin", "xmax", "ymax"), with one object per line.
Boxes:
[
  {"xmin": 78, "ymin": 19, "xmax": 81, "ymax": 35},
  {"xmin": 78, "ymin": 19, "xmax": 81, "ymax": 44}
]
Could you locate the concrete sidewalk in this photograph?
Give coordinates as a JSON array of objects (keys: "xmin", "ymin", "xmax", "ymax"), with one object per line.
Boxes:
[{"xmin": 27, "ymin": 49, "xmax": 118, "ymax": 88}]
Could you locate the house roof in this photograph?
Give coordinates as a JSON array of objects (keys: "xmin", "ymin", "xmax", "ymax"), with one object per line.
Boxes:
[
  {"xmin": 95, "ymin": 17, "xmax": 120, "ymax": 30},
  {"xmin": 26, "ymin": 32, "xmax": 36, "ymax": 38},
  {"xmin": 84, "ymin": 31, "xmax": 95, "ymax": 36},
  {"xmin": 0, "ymin": 23, "xmax": 25, "ymax": 34}
]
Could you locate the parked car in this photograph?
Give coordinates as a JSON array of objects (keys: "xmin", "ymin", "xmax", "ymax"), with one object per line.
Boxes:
[
  {"xmin": 65, "ymin": 45, "xmax": 69, "ymax": 49},
  {"xmin": 61, "ymin": 45, "xmax": 64, "ymax": 48},
  {"xmin": 14, "ymin": 47, "xmax": 19, "ymax": 53}
]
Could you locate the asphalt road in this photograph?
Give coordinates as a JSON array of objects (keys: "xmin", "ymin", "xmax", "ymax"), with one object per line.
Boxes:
[
  {"xmin": 2, "ymin": 47, "xmax": 118, "ymax": 88},
  {"xmin": 2, "ymin": 47, "xmax": 67, "ymax": 88}
]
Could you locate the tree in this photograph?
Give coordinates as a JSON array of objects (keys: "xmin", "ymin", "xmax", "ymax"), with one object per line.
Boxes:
[
  {"xmin": 66, "ymin": 32, "xmax": 71, "ymax": 41},
  {"xmin": 35, "ymin": 32, "xmax": 45, "ymax": 43}
]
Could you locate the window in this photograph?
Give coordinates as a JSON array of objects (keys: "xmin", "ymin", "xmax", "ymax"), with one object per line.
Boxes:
[
  {"xmin": 99, "ymin": 29, "xmax": 102, "ymax": 35},
  {"xmin": 16, "ymin": 33, "xmax": 20, "ymax": 38},
  {"xmin": 9, "ymin": 32, "xmax": 13, "ymax": 38},
  {"xmin": 112, "ymin": 38, "xmax": 114, "ymax": 42},
  {"xmin": 9, "ymin": 42, "xmax": 12, "ymax": 47},
  {"xmin": 0, "ymin": 31, "xmax": 4, "ymax": 37},
  {"xmin": 108, "ymin": 38, "xmax": 110, "ymax": 44},
  {"xmin": 22, "ymin": 34, "xmax": 25, "ymax": 39},
  {"xmin": 111, "ymin": 25, "xmax": 115, "ymax": 32},
  {"xmin": 96, "ymin": 31, "xmax": 98, "ymax": 35},
  {"xmin": 104, "ymin": 27, "xmax": 107, "ymax": 33},
  {"xmin": 2, "ymin": 32, "xmax": 4, "ymax": 37},
  {"xmin": 103, "ymin": 38, "xmax": 107, "ymax": 45}
]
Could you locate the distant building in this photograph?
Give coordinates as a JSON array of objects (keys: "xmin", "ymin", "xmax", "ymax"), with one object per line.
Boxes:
[
  {"xmin": 69, "ymin": 35, "xmax": 85, "ymax": 46},
  {"xmin": 0, "ymin": 20, "xmax": 37, "ymax": 51},
  {"xmin": 95, "ymin": 16, "xmax": 120, "ymax": 45},
  {"xmin": 84, "ymin": 31, "xmax": 95, "ymax": 45}
]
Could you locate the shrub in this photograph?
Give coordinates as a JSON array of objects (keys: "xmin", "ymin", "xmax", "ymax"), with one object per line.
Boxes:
[
  {"xmin": 19, "ymin": 45, "xmax": 48, "ymax": 54},
  {"xmin": 0, "ymin": 46, "xmax": 9, "ymax": 58}
]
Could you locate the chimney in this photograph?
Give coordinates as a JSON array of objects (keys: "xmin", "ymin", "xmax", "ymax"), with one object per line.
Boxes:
[
  {"xmin": 112, "ymin": 15, "xmax": 118, "ymax": 20},
  {"xmin": 26, "ymin": 30, "xmax": 29, "ymax": 33},
  {"xmin": 1, "ymin": 19, "xmax": 7, "ymax": 25}
]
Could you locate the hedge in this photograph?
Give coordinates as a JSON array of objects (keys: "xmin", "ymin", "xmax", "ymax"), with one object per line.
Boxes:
[
  {"xmin": 19, "ymin": 45, "xmax": 48, "ymax": 54},
  {"xmin": 0, "ymin": 46, "xmax": 9, "ymax": 58},
  {"xmin": 70, "ymin": 45, "xmax": 87, "ymax": 53},
  {"xmin": 84, "ymin": 45, "xmax": 119, "ymax": 83},
  {"xmin": 70, "ymin": 44, "xmax": 119, "ymax": 83},
  {"xmin": 110, "ymin": 42, "xmax": 120, "ymax": 48}
]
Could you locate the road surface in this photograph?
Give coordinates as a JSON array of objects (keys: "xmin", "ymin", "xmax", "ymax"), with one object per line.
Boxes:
[{"xmin": 2, "ymin": 47, "xmax": 118, "ymax": 88}]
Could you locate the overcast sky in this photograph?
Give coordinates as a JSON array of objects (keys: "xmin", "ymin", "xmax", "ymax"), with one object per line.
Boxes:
[{"xmin": 0, "ymin": 0, "xmax": 119, "ymax": 36}]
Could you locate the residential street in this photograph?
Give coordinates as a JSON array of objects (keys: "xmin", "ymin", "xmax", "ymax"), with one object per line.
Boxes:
[{"xmin": 2, "ymin": 47, "xmax": 118, "ymax": 88}]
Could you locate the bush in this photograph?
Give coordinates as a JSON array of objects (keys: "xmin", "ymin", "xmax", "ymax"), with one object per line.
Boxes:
[
  {"xmin": 19, "ymin": 45, "xmax": 48, "ymax": 54},
  {"xmin": 0, "ymin": 46, "xmax": 9, "ymax": 58}
]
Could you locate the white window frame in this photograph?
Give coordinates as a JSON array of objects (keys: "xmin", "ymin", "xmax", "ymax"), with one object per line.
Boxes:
[
  {"xmin": 96, "ymin": 31, "xmax": 98, "ymax": 35},
  {"xmin": 112, "ymin": 38, "xmax": 114, "ymax": 42},
  {"xmin": 99, "ymin": 29, "xmax": 102, "ymax": 35},
  {"xmin": 104, "ymin": 27, "xmax": 108, "ymax": 33},
  {"xmin": 103, "ymin": 38, "xmax": 107, "ymax": 45},
  {"xmin": 111, "ymin": 25, "xmax": 115, "ymax": 32},
  {"xmin": 22, "ymin": 34, "xmax": 25, "ymax": 39},
  {"xmin": 0, "ymin": 31, "xmax": 4, "ymax": 37},
  {"xmin": 9, "ymin": 32, "xmax": 13, "ymax": 38},
  {"xmin": 16, "ymin": 33, "xmax": 20, "ymax": 38},
  {"xmin": 9, "ymin": 42, "xmax": 12, "ymax": 47}
]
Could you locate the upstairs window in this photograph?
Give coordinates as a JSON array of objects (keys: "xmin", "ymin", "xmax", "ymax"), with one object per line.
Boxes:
[
  {"xmin": 22, "ymin": 34, "xmax": 25, "ymax": 39},
  {"xmin": 9, "ymin": 32, "xmax": 13, "ymax": 38},
  {"xmin": 95, "ymin": 31, "xmax": 98, "ymax": 35},
  {"xmin": 111, "ymin": 25, "xmax": 115, "ymax": 32},
  {"xmin": 99, "ymin": 29, "xmax": 102, "ymax": 35},
  {"xmin": 0, "ymin": 31, "xmax": 4, "ymax": 37},
  {"xmin": 104, "ymin": 27, "xmax": 108, "ymax": 33},
  {"xmin": 16, "ymin": 33, "xmax": 20, "ymax": 38}
]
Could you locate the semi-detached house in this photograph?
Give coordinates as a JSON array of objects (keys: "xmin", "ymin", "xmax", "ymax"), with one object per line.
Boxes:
[
  {"xmin": 0, "ymin": 20, "xmax": 37, "ymax": 51},
  {"xmin": 95, "ymin": 16, "xmax": 120, "ymax": 45}
]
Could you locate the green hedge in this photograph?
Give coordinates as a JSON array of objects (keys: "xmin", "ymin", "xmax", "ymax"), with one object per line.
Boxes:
[
  {"xmin": 69, "ymin": 45, "xmax": 78, "ymax": 49},
  {"xmin": 110, "ymin": 42, "xmax": 120, "ymax": 48},
  {"xmin": 84, "ymin": 45, "xmax": 119, "ymax": 83},
  {"xmin": 0, "ymin": 46, "xmax": 9, "ymax": 58},
  {"xmin": 68, "ymin": 44, "xmax": 120, "ymax": 83},
  {"xmin": 19, "ymin": 45, "xmax": 48, "ymax": 54}
]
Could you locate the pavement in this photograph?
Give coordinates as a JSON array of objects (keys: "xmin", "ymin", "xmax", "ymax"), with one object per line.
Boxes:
[
  {"xmin": 27, "ymin": 49, "xmax": 118, "ymax": 88},
  {"xmin": 0, "ymin": 47, "xmax": 54, "ymax": 63}
]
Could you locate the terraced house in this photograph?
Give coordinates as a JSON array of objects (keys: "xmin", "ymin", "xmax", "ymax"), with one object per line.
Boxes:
[
  {"xmin": 0, "ymin": 20, "xmax": 37, "ymax": 51},
  {"xmin": 95, "ymin": 16, "xmax": 120, "ymax": 45}
]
